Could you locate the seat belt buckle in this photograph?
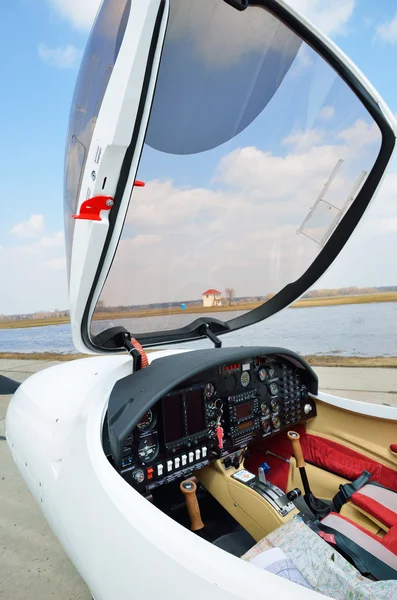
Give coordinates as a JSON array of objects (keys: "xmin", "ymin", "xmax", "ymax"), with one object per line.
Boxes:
[
  {"xmin": 339, "ymin": 484, "xmax": 350, "ymax": 503},
  {"xmin": 332, "ymin": 470, "xmax": 372, "ymax": 512},
  {"xmin": 333, "ymin": 485, "xmax": 350, "ymax": 512}
]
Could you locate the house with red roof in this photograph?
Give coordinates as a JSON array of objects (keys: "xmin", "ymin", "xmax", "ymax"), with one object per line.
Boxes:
[{"xmin": 202, "ymin": 289, "xmax": 222, "ymax": 308}]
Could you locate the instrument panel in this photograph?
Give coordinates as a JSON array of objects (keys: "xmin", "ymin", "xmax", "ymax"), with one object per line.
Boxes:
[{"xmin": 104, "ymin": 353, "xmax": 317, "ymax": 493}]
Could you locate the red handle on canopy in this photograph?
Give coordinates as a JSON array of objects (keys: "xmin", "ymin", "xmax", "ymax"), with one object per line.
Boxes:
[{"xmin": 72, "ymin": 196, "xmax": 114, "ymax": 221}]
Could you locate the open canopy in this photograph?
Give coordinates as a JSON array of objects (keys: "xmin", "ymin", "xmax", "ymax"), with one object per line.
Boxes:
[{"xmin": 64, "ymin": 0, "xmax": 396, "ymax": 353}]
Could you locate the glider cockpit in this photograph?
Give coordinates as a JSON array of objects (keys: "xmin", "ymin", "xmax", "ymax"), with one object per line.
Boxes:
[
  {"xmin": 6, "ymin": 0, "xmax": 397, "ymax": 597},
  {"xmin": 104, "ymin": 347, "xmax": 317, "ymax": 497},
  {"xmin": 103, "ymin": 345, "xmax": 397, "ymax": 585}
]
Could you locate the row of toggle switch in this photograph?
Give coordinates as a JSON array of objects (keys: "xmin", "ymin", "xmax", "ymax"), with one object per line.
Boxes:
[{"xmin": 156, "ymin": 446, "xmax": 208, "ymax": 478}]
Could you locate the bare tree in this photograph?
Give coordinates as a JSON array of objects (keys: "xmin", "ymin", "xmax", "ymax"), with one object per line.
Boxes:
[{"xmin": 225, "ymin": 288, "xmax": 235, "ymax": 306}]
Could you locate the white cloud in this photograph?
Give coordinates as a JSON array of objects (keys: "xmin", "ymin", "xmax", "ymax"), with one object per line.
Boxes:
[
  {"xmin": 97, "ymin": 117, "xmax": 383, "ymax": 309},
  {"xmin": 375, "ymin": 13, "xmax": 397, "ymax": 45},
  {"xmin": 42, "ymin": 257, "xmax": 67, "ymax": 271},
  {"xmin": 45, "ymin": 0, "xmax": 100, "ymax": 30},
  {"xmin": 282, "ymin": 128, "xmax": 325, "ymax": 152},
  {"xmin": 20, "ymin": 231, "xmax": 65, "ymax": 255},
  {"xmin": 337, "ymin": 119, "xmax": 380, "ymax": 149},
  {"xmin": 10, "ymin": 214, "xmax": 45, "ymax": 239},
  {"xmin": 38, "ymin": 43, "xmax": 82, "ymax": 69},
  {"xmin": 0, "ymin": 224, "xmax": 67, "ymax": 314},
  {"xmin": 284, "ymin": 0, "xmax": 355, "ymax": 36}
]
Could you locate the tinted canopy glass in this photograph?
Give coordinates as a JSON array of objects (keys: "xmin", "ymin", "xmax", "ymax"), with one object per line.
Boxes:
[
  {"xmin": 90, "ymin": 0, "xmax": 382, "ymax": 345},
  {"xmin": 64, "ymin": 0, "xmax": 131, "ymax": 280}
]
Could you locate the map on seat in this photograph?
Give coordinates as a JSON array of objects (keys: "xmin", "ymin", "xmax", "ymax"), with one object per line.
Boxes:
[{"xmin": 242, "ymin": 516, "xmax": 397, "ymax": 599}]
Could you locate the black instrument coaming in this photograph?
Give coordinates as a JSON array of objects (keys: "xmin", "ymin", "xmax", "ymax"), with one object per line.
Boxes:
[{"xmin": 107, "ymin": 346, "xmax": 318, "ymax": 466}]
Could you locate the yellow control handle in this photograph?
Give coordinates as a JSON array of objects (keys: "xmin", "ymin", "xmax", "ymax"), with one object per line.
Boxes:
[
  {"xmin": 287, "ymin": 431, "xmax": 305, "ymax": 468},
  {"xmin": 180, "ymin": 479, "xmax": 204, "ymax": 531}
]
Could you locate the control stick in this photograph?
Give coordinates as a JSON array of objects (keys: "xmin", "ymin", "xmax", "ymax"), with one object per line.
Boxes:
[
  {"xmin": 287, "ymin": 431, "xmax": 311, "ymax": 497},
  {"xmin": 287, "ymin": 431, "xmax": 333, "ymax": 519},
  {"xmin": 180, "ymin": 479, "xmax": 204, "ymax": 532}
]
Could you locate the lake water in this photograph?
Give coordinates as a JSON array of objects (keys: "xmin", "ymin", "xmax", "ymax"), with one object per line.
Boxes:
[{"xmin": 1, "ymin": 302, "xmax": 396, "ymax": 357}]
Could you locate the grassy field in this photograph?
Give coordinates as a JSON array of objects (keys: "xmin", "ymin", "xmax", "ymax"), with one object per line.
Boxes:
[
  {"xmin": 0, "ymin": 351, "xmax": 396, "ymax": 368},
  {"xmin": 292, "ymin": 291, "xmax": 397, "ymax": 309},
  {"xmin": 1, "ymin": 291, "xmax": 396, "ymax": 331}
]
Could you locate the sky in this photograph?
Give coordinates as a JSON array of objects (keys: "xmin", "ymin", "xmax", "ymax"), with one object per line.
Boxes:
[{"xmin": 1, "ymin": 0, "xmax": 397, "ymax": 316}]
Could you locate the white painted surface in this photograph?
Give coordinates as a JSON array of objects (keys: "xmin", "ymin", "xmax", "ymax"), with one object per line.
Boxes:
[
  {"xmin": 6, "ymin": 351, "xmax": 327, "ymax": 599},
  {"xmin": 69, "ymin": 0, "xmax": 168, "ymax": 354},
  {"xmin": 316, "ymin": 391, "xmax": 397, "ymax": 420}
]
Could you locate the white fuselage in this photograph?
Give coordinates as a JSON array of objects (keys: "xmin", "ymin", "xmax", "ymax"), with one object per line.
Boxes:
[{"xmin": 5, "ymin": 350, "xmax": 329, "ymax": 600}]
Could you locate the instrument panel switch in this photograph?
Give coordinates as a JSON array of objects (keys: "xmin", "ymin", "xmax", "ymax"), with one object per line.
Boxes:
[
  {"xmin": 216, "ymin": 424, "xmax": 224, "ymax": 450},
  {"xmin": 167, "ymin": 460, "xmax": 173, "ymax": 473},
  {"xmin": 188, "ymin": 452, "xmax": 194, "ymax": 464},
  {"xmin": 195, "ymin": 449, "xmax": 201, "ymax": 461}
]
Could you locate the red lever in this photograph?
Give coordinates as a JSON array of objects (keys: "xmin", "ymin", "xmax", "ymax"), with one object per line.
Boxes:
[
  {"xmin": 216, "ymin": 424, "xmax": 224, "ymax": 450},
  {"xmin": 72, "ymin": 196, "xmax": 114, "ymax": 221},
  {"xmin": 135, "ymin": 180, "xmax": 145, "ymax": 187}
]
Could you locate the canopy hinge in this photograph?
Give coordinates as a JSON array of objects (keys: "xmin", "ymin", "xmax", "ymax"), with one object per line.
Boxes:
[{"xmin": 200, "ymin": 323, "xmax": 222, "ymax": 348}]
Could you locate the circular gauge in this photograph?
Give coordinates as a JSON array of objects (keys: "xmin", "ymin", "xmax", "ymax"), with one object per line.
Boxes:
[
  {"xmin": 257, "ymin": 367, "xmax": 267, "ymax": 382},
  {"xmin": 269, "ymin": 382, "xmax": 279, "ymax": 396},
  {"xmin": 261, "ymin": 419, "xmax": 271, "ymax": 434},
  {"xmin": 240, "ymin": 371, "xmax": 251, "ymax": 388},
  {"xmin": 270, "ymin": 398, "xmax": 279, "ymax": 413},
  {"xmin": 272, "ymin": 415, "xmax": 281, "ymax": 429},
  {"xmin": 268, "ymin": 366, "xmax": 276, "ymax": 378},
  {"xmin": 137, "ymin": 409, "xmax": 156, "ymax": 432},
  {"xmin": 138, "ymin": 435, "xmax": 159, "ymax": 464},
  {"xmin": 204, "ymin": 382, "xmax": 215, "ymax": 399},
  {"xmin": 260, "ymin": 402, "xmax": 270, "ymax": 417}
]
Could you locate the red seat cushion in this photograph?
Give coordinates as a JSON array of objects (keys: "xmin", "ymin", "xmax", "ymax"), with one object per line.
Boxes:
[{"xmin": 352, "ymin": 484, "xmax": 397, "ymax": 528}]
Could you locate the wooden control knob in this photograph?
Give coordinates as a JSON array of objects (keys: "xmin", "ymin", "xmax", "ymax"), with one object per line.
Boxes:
[
  {"xmin": 180, "ymin": 479, "xmax": 204, "ymax": 531},
  {"xmin": 287, "ymin": 431, "xmax": 305, "ymax": 468}
]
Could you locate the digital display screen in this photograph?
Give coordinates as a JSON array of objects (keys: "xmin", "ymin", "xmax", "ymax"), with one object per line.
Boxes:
[
  {"xmin": 236, "ymin": 402, "xmax": 252, "ymax": 420},
  {"xmin": 185, "ymin": 389, "xmax": 206, "ymax": 436},
  {"xmin": 163, "ymin": 394, "xmax": 184, "ymax": 443},
  {"xmin": 238, "ymin": 419, "xmax": 254, "ymax": 431}
]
